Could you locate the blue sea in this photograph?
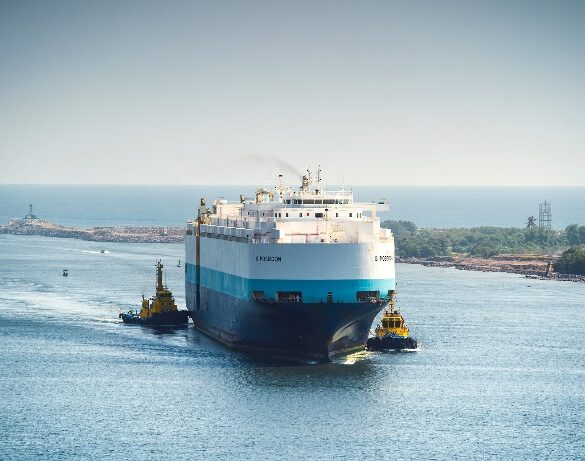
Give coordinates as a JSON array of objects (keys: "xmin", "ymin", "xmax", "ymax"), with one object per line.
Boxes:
[
  {"xmin": 1, "ymin": 185, "xmax": 584, "ymax": 229},
  {"xmin": 1, "ymin": 187, "xmax": 585, "ymax": 460}
]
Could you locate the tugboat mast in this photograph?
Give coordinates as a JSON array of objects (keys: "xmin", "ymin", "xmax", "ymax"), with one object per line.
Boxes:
[{"xmin": 156, "ymin": 260, "xmax": 164, "ymax": 292}]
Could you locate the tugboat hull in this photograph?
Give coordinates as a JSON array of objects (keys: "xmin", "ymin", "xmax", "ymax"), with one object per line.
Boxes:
[
  {"xmin": 366, "ymin": 335, "xmax": 417, "ymax": 351},
  {"xmin": 119, "ymin": 310, "xmax": 189, "ymax": 326}
]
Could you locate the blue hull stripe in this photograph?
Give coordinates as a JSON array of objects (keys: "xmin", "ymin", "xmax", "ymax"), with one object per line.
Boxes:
[{"xmin": 186, "ymin": 262, "xmax": 395, "ymax": 303}]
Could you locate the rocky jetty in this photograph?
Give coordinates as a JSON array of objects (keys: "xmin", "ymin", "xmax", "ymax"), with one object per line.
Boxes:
[
  {"xmin": 397, "ymin": 254, "xmax": 585, "ymax": 283},
  {"xmin": 0, "ymin": 218, "xmax": 185, "ymax": 243}
]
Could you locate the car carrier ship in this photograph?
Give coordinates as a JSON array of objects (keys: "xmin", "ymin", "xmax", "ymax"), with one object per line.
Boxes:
[{"xmin": 185, "ymin": 169, "xmax": 395, "ymax": 361}]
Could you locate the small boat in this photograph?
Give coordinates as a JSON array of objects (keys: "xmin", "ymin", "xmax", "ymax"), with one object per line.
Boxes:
[
  {"xmin": 119, "ymin": 260, "xmax": 189, "ymax": 326},
  {"xmin": 100, "ymin": 249, "xmax": 106, "ymax": 254},
  {"xmin": 177, "ymin": 259, "xmax": 181, "ymax": 267},
  {"xmin": 366, "ymin": 291, "xmax": 417, "ymax": 351},
  {"xmin": 62, "ymin": 269, "xmax": 68, "ymax": 277}
]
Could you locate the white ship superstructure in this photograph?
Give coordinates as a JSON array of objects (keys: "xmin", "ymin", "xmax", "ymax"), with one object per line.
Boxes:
[{"xmin": 185, "ymin": 170, "xmax": 395, "ymax": 360}]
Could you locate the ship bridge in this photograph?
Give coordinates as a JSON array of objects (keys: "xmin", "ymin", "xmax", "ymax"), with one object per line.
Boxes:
[{"xmin": 189, "ymin": 170, "xmax": 392, "ymax": 245}]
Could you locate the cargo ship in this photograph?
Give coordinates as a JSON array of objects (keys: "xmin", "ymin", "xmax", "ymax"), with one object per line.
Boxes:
[{"xmin": 185, "ymin": 169, "xmax": 395, "ymax": 361}]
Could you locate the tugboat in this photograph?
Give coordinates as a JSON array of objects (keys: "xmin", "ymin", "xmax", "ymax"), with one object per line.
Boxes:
[
  {"xmin": 366, "ymin": 290, "xmax": 417, "ymax": 351},
  {"xmin": 62, "ymin": 269, "xmax": 68, "ymax": 277},
  {"xmin": 119, "ymin": 261, "xmax": 190, "ymax": 326}
]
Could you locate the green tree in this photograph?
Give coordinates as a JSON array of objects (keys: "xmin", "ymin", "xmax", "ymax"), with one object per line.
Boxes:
[
  {"xmin": 381, "ymin": 220, "xmax": 417, "ymax": 236},
  {"xmin": 382, "ymin": 221, "xmax": 568, "ymax": 259},
  {"xmin": 554, "ymin": 246, "xmax": 585, "ymax": 275},
  {"xmin": 526, "ymin": 216, "xmax": 536, "ymax": 229},
  {"xmin": 565, "ymin": 224, "xmax": 585, "ymax": 246}
]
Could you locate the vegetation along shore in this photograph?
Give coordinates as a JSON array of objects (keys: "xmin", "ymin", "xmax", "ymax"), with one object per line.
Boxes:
[{"xmin": 382, "ymin": 220, "xmax": 585, "ymax": 281}]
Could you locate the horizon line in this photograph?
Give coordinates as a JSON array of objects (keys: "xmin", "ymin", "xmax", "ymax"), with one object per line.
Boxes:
[{"xmin": 1, "ymin": 183, "xmax": 585, "ymax": 188}]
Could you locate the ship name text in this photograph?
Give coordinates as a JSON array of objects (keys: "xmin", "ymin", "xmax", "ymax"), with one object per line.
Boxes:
[{"xmin": 256, "ymin": 256, "xmax": 282, "ymax": 262}]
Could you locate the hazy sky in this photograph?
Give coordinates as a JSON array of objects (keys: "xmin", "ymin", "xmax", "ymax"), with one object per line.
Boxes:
[{"xmin": 1, "ymin": 0, "xmax": 584, "ymax": 186}]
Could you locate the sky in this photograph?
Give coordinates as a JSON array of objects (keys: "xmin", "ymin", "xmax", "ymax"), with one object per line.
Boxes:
[{"xmin": 0, "ymin": 0, "xmax": 584, "ymax": 186}]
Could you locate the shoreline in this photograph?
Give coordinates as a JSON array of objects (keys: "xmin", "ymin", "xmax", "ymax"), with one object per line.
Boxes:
[
  {"xmin": 398, "ymin": 255, "xmax": 585, "ymax": 283},
  {"xmin": 0, "ymin": 218, "xmax": 184, "ymax": 244}
]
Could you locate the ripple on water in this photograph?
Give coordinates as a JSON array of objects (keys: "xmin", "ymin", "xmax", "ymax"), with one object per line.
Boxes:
[{"xmin": 1, "ymin": 236, "xmax": 585, "ymax": 460}]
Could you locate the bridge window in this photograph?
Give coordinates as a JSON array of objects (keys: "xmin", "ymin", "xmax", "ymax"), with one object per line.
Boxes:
[
  {"xmin": 349, "ymin": 213, "xmax": 352, "ymax": 217},
  {"xmin": 384, "ymin": 318, "xmax": 402, "ymax": 328},
  {"xmin": 335, "ymin": 213, "xmax": 338, "ymax": 218},
  {"xmin": 315, "ymin": 213, "xmax": 324, "ymax": 218},
  {"xmin": 327, "ymin": 292, "xmax": 333, "ymax": 303},
  {"xmin": 299, "ymin": 213, "xmax": 303, "ymax": 218},
  {"xmin": 252, "ymin": 291, "xmax": 266, "ymax": 301},
  {"xmin": 286, "ymin": 213, "xmax": 289, "ymax": 217}
]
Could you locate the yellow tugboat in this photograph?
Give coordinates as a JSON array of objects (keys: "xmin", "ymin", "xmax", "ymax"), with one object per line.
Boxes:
[
  {"xmin": 366, "ymin": 290, "xmax": 417, "ymax": 350},
  {"xmin": 119, "ymin": 261, "xmax": 190, "ymax": 326}
]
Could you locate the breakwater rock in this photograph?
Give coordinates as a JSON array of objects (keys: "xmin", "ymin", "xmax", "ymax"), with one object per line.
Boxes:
[
  {"xmin": 0, "ymin": 218, "xmax": 185, "ymax": 244},
  {"xmin": 397, "ymin": 255, "xmax": 585, "ymax": 283}
]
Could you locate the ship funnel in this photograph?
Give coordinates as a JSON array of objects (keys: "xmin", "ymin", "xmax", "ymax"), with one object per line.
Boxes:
[{"xmin": 301, "ymin": 174, "xmax": 310, "ymax": 193}]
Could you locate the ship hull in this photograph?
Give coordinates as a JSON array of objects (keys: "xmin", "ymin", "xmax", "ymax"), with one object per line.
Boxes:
[
  {"xmin": 186, "ymin": 281, "xmax": 384, "ymax": 361},
  {"xmin": 185, "ymin": 221, "xmax": 395, "ymax": 361}
]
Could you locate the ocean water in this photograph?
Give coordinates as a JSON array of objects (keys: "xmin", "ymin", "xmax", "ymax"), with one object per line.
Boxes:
[
  {"xmin": 1, "ymin": 234, "xmax": 584, "ymax": 460},
  {"xmin": 1, "ymin": 185, "xmax": 584, "ymax": 229}
]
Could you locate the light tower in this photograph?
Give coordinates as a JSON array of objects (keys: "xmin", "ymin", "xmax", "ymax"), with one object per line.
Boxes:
[{"xmin": 24, "ymin": 204, "xmax": 38, "ymax": 220}]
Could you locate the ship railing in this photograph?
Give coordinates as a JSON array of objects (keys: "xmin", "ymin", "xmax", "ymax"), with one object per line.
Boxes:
[
  {"xmin": 198, "ymin": 229, "xmax": 391, "ymax": 244},
  {"xmin": 248, "ymin": 237, "xmax": 386, "ymax": 244}
]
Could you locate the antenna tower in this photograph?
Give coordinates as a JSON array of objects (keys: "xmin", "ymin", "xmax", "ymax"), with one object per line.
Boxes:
[{"xmin": 538, "ymin": 201, "xmax": 552, "ymax": 229}]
